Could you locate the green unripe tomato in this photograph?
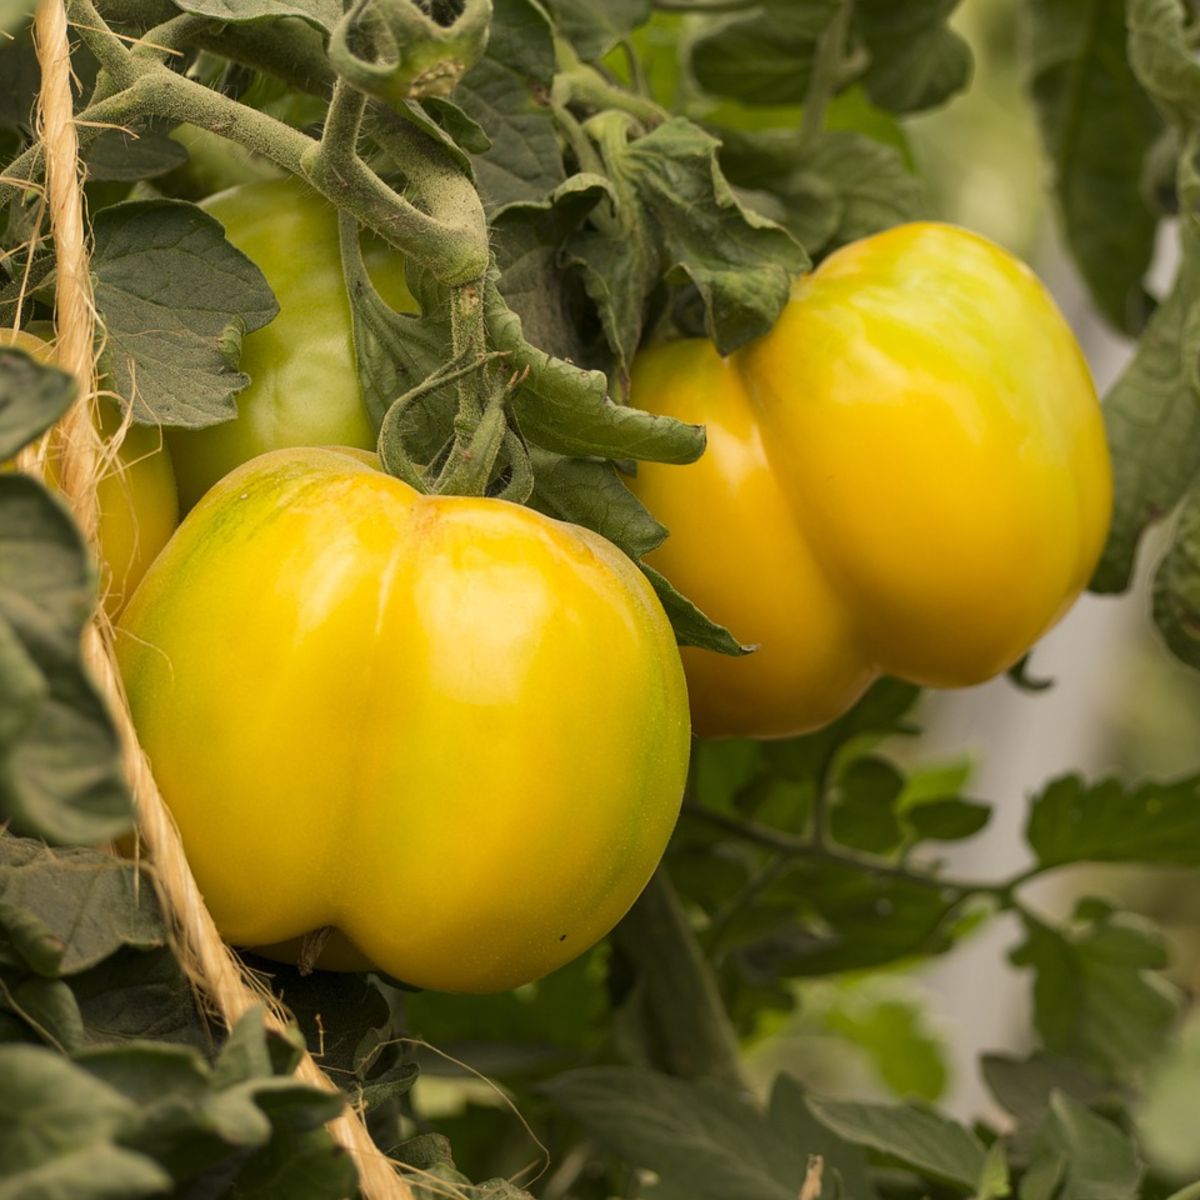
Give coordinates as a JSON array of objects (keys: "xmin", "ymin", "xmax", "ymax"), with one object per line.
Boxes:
[{"xmin": 166, "ymin": 177, "xmax": 417, "ymax": 509}]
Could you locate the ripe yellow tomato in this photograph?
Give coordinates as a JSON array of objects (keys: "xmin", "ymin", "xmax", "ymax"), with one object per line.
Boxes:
[
  {"xmin": 629, "ymin": 222, "xmax": 1112, "ymax": 738},
  {"xmin": 166, "ymin": 178, "xmax": 418, "ymax": 510},
  {"xmin": 3, "ymin": 329, "xmax": 178, "ymax": 618},
  {"xmin": 116, "ymin": 446, "xmax": 690, "ymax": 993}
]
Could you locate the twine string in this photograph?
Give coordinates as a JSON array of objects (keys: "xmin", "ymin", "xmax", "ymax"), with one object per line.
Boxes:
[{"xmin": 32, "ymin": 3, "xmax": 415, "ymax": 1194}]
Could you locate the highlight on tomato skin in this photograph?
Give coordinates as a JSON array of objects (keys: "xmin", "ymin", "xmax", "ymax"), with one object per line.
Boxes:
[
  {"xmin": 115, "ymin": 445, "xmax": 692, "ymax": 995},
  {"xmin": 628, "ymin": 220, "xmax": 1113, "ymax": 741}
]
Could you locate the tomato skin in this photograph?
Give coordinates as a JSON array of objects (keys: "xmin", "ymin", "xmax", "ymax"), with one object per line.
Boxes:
[
  {"xmin": 116, "ymin": 446, "xmax": 690, "ymax": 994},
  {"xmin": 629, "ymin": 222, "xmax": 1113, "ymax": 739},
  {"xmin": 166, "ymin": 178, "xmax": 417, "ymax": 510},
  {"xmin": 3, "ymin": 330, "xmax": 178, "ymax": 618}
]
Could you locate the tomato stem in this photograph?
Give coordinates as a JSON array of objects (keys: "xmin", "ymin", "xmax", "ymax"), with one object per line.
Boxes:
[
  {"xmin": 610, "ymin": 868, "xmax": 748, "ymax": 1090},
  {"xmin": 799, "ymin": 0, "xmax": 853, "ymax": 151}
]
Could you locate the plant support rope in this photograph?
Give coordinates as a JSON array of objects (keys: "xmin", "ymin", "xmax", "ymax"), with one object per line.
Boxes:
[{"xmin": 32, "ymin": 2, "xmax": 415, "ymax": 1194}]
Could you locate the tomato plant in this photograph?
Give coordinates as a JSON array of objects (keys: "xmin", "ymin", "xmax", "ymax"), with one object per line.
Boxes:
[
  {"xmin": 6, "ymin": 0, "xmax": 1200, "ymax": 1198},
  {"xmin": 631, "ymin": 222, "xmax": 1112, "ymax": 737}
]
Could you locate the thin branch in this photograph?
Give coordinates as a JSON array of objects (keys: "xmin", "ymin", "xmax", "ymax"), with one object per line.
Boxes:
[
  {"xmin": 799, "ymin": 0, "xmax": 853, "ymax": 150},
  {"xmin": 682, "ymin": 802, "xmax": 1031, "ymax": 901}
]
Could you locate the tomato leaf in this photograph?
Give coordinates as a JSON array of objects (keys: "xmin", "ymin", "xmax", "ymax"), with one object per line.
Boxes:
[
  {"xmin": 491, "ymin": 172, "xmax": 614, "ymax": 364},
  {"xmin": 91, "ymin": 199, "xmax": 279, "ymax": 429},
  {"xmin": 0, "ymin": 477, "xmax": 132, "ymax": 844},
  {"xmin": 0, "ymin": 1044, "xmax": 171, "ymax": 1197},
  {"xmin": 1153, "ymin": 478, "xmax": 1200, "ymax": 666},
  {"xmin": 1025, "ymin": 0, "xmax": 1162, "ymax": 335},
  {"xmin": 0, "ymin": 346, "xmax": 75, "ymax": 459},
  {"xmin": 806, "ymin": 1095, "xmax": 989, "ymax": 1191},
  {"xmin": 1011, "ymin": 902, "xmax": 1179, "ymax": 1078},
  {"xmin": 719, "ymin": 128, "xmax": 927, "ymax": 257},
  {"xmin": 543, "ymin": 1066, "xmax": 824, "ymax": 1200},
  {"xmin": 1026, "ymin": 774, "xmax": 1200, "ymax": 867},
  {"xmin": 171, "ymin": 0, "xmax": 339, "ymax": 33},
  {"xmin": 1128, "ymin": 0, "xmax": 1200, "ymax": 129},
  {"xmin": 485, "ymin": 275, "xmax": 706, "ymax": 462},
  {"xmin": 543, "ymin": 0, "xmax": 650, "ymax": 61},
  {"xmin": 528, "ymin": 448, "xmax": 665, "ymax": 559},
  {"xmin": 981, "ymin": 1052, "xmax": 1112, "ymax": 1130},
  {"xmin": 829, "ymin": 755, "xmax": 906, "ymax": 854},
  {"xmin": 853, "ymin": 0, "xmax": 972, "ymax": 115},
  {"xmin": 1027, "ymin": 1093, "xmax": 1143, "ymax": 1200},
  {"xmin": 640, "ymin": 563, "xmax": 750, "ymax": 655},
  {"xmin": 0, "ymin": 841, "xmax": 165, "ymax": 975},
  {"xmin": 83, "ymin": 121, "xmax": 188, "ymax": 184},
  {"xmin": 688, "ymin": 2, "xmax": 838, "ymax": 107},
  {"xmin": 568, "ymin": 116, "xmax": 807, "ymax": 374},
  {"xmin": 455, "ymin": 0, "xmax": 565, "ymax": 210},
  {"xmin": 1091, "ymin": 140, "xmax": 1200, "ymax": 593}
]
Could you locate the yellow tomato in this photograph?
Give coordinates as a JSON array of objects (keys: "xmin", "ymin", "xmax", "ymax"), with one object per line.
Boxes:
[
  {"xmin": 3, "ymin": 329, "xmax": 178, "ymax": 618},
  {"xmin": 166, "ymin": 178, "xmax": 418, "ymax": 510},
  {"xmin": 116, "ymin": 446, "xmax": 690, "ymax": 993},
  {"xmin": 629, "ymin": 222, "xmax": 1112, "ymax": 738}
]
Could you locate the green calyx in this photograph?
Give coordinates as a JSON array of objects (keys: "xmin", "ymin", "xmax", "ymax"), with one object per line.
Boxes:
[{"xmin": 328, "ymin": 0, "xmax": 492, "ymax": 104}]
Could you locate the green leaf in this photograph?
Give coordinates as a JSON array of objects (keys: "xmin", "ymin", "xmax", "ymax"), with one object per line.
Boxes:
[
  {"xmin": 0, "ymin": 975, "xmax": 85, "ymax": 1051},
  {"xmin": 1153, "ymin": 479, "xmax": 1200, "ymax": 666},
  {"xmin": 69, "ymin": 946, "xmax": 209, "ymax": 1049},
  {"xmin": 171, "ymin": 0, "xmax": 337, "ymax": 33},
  {"xmin": 491, "ymin": 173, "xmax": 613, "ymax": 362},
  {"xmin": 543, "ymin": 1066, "xmax": 817, "ymax": 1200},
  {"xmin": 640, "ymin": 564, "xmax": 749, "ymax": 654},
  {"xmin": 0, "ymin": 27, "xmax": 37, "ymax": 134},
  {"xmin": 1137, "ymin": 1012, "xmax": 1200, "ymax": 1176},
  {"xmin": 853, "ymin": 0, "xmax": 972, "ymax": 114},
  {"xmin": 1011, "ymin": 904, "xmax": 1179, "ymax": 1077},
  {"xmin": 0, "ymin": 348, "xmax": 75, "ymax": 460},
  {"xmin": 806, "ymin": 1095, "xmax": 989, "ymax": 1190},
  {"xmin": 761, "ymin": 679, "xmax": 922, "ymax": 795},
  {"xmin": 91, "ymin": 199, "xmax": 279, "ymax": 428},
  {"xmin": 1033, "ymin": 1092, "xmax": 1143, "ymax": 1200},
  {"xmin": 227, "ymin": 1126, "xmax": 357, "ymax": 1198},
  {"xmin": 1026, "ymin": 774, "xmax": 1200, "ymax": 867},
  {"xmin": 544, "ymin": 0, "xmax": 650, "ymax": 59},
  {"xmin": 1025, "ymin": 0, "xmax": 1162, "ymax": 334},
  {"xmin": 904, "ymin": 797, "xmax": 991, "ymax": 843},
  {"xmin": 766, "ymin": 1075, "xmax": 876, "ymax": 1200},
  {"xmin": 623, "ymin": 118, "xmax": 809, "ymax": 353},
  {"xmin": 0, "ymin": 480, "xmax": 132, "ymax": 844},
  {"xmin": 528, "ymin": 448, "xmax": 664, "ymax": 560},
  {"xmin": 84, "ymin": 123, "xmax": 189, "ymax": 184},
  {"xmin": 719, "ymin": 128, "xmax": 927, "ymax": 256},
  {"xmin": 689, "ymin": 4, "xmax": 837, "ymax": 107},
  {"xmin": 1092, "ymin": 120, "xmax": 1200, "ymax": 594},
  {"xmin": 0, "ymin": 840, "xmax": 165, "ymax": 975},
  {"xmin": 485, "ymin": 276, "xmax": 706, "ymax": 462},
  {"xmin": 726, "ymin": 861, "xmax": 959, "ymax": 977},
  {"xmin": 829, "ymin": 755, "xmax": 905, "ymax": 853},
  {"xmin": 0, "ymin": 1143, "xmax": 169, "ymax": 1200},
  {"xmin": 0, "ymin": 1043, "xmax": 170, "ymax": 1197},
  {"xmin": 982, "ymin": 1053, "xmax": 1111, "ymax": 1130},
  {"xmin": 572, "ymin": 115, "xmax": 807, "ymax": 369},
  {"xmin": 456, "ymin": 0, "xmax": 565, "ymax": 209},
  {"xmin": 1128, "ymin": 0, "xmax": 1200, "ymax": 128}
]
